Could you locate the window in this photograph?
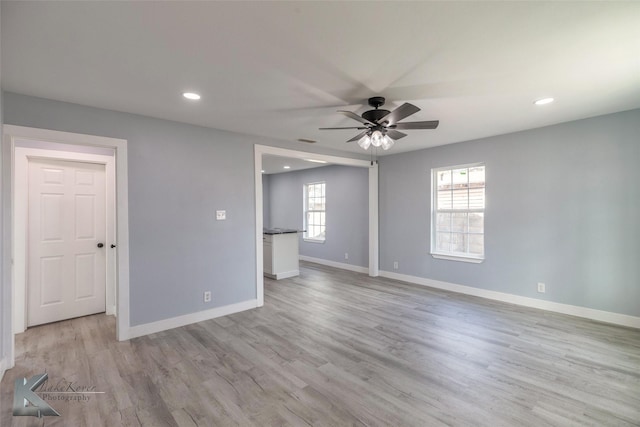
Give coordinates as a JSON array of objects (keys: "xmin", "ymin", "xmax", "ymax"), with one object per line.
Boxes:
[
  {"xmin": 304, "ymin": 182, "xmax": 326, "ymax": 242},
  {"xmin": 432, "ymin": 164, "xmax": 485, "ymax": 262}
]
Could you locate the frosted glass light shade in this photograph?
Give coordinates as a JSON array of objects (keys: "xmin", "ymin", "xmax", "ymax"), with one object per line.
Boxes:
[
  {"xmin": 358, "ymin": 134, "xmax": 371, "ymax": 149},
  {"xmin": 371, "ymin": 130, "xmax": 383, "ymax": 147},
  {"xmin": 381, "ymin": 135, "xmax": 395, "ymax": 150}
]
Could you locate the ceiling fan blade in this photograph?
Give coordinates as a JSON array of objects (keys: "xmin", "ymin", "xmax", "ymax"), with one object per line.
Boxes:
[
  {"xmin": 347, "ymin": 131, "xmax": 368, "ymax": 142},
  {"xmin": 338, "ymin": 110, "xmax": 375, "ymax": 125},
  {"xmin": 393, "ymin": 120, "xmax": 439, "ymax": 130},
  {"xmin": 319, "ymin": 126, "xmax": 368, "ymax": 130},
  {"xmin": 376, "ymin": 103, "xmax": 420, "ymax": 125},
  {"xmin": 386, "ymin": 130, "xmax": 407, "ymax": 140}
]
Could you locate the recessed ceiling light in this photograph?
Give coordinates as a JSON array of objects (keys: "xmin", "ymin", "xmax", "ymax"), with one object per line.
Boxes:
[
  {"xmin": 283, "ymin": 165, "xmax": 291, "ymax": 169},
  {"xmin": 183, "ymin": 92, "xmax": 201, "ymax": 100},
  {"xmin": 534, "ymin": 97, "xmax": 554, "ymax": 105},
  {"xmin": 304, "ymin": 159, "xmax": 327, "ymax": 164}
]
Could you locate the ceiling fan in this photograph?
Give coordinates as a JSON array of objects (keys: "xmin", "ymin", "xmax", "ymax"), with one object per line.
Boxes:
[{"xmin": 319, "ymin": 96, "xmax": 439, "ymax": 150}]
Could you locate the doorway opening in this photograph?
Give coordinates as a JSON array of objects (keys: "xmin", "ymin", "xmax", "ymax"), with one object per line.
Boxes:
[{"xmin": 254, "ymin": 145, "xmax": 378, "ymax": 307}]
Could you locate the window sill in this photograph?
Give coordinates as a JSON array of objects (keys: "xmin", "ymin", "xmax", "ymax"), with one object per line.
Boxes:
[
  {"xmin": 431, "ymin": 253, "xmax": 484, "ymax": 264},
  {"xmin": 304, "ymin": 238, "xmax": 325, "ymax": 244}
]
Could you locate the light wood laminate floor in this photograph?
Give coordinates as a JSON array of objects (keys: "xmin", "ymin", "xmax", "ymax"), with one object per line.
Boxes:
[{"xmin": 2, "ymin": 262, "xmax": 639, "ymax": 426}]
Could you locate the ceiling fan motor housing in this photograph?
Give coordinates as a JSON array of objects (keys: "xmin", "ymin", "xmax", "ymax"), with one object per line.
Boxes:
[{"xmin": 362, "ymin": 108, "xmax": 391, "ymax": 124}]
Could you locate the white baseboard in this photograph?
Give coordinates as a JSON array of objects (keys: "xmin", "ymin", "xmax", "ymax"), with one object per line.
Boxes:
[
  {"xmin": 264, "ymin": 270, "xmax": 299, "ymax": 280},
  {"xmin": 0, "ymin": 357, "xmax": 8, "ymax": 382},
  {"xmin": 126, "ymin": 299, "xmax": 258, "ymax": 339},
  {"xmin": 300, "ymin": 255, "xmax": 369, "ymax": 274},
  {"xmin": 106, "ymin": 305, "xmax": 116, "ymax": 316},
  {"xmin": 380, "ymin": 270, "xmax": 640, "ymax": 329}
]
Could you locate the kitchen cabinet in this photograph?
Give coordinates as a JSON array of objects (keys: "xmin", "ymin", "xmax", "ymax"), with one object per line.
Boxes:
[{"xmin": 263, "ymin": 229, "xmax": 299, "ymax": 279}]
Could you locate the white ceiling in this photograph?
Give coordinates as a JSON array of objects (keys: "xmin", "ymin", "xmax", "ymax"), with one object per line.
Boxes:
[{"xmin": 2, "ymin": 2, "xmax": 639, "ymax": 156}]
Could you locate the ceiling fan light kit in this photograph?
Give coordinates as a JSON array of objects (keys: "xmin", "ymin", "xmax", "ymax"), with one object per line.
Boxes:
[
  {"xmin": 320, "ymin": 96, "xmax": 439, "ymax": 152},
  {"xmin": 357, "ymin": 129, "xmax": 395, "ymax": 151}
]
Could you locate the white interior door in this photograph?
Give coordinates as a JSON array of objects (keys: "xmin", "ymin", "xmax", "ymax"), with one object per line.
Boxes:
[{"xmin": 27, "ymin": 158, "xmax": 107, "ymax": 327}]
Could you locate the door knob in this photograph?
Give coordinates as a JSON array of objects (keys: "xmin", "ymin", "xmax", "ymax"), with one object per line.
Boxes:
[
  {"xmin": 97, "ymin": 243, "xmax": 104, "ymax": 248},
  {"xmin": 111, "ymin": 244, "xmax": 117, "ymax": 248}
]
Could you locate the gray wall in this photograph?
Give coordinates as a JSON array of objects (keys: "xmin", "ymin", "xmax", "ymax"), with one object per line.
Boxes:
[
  {"xmin": 262, "ymin": 174, "xmax": 271, "ymax": 229},
  {"xmin": 379, "ymin": 108, "xmax": 640, "ymax": 317},
  {"xmin": 3, "ymin": 93, "xmax": 334, "ymax": 326},
  {"xmin": 268, "ymin": 165, "xmax": 369, "ymax": 268}
]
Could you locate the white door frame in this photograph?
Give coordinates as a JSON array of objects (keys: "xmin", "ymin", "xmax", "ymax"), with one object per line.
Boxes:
[
  {"xmin": 254, "ymin": 145, "xmax": 378, "ymax": 307},
  {"xmin": 15, "ymin": 147, "xmax": 115, "ymax": 332},
  {"xmin": 2, "ymin": 125, "xmax": 131, "ymax": 370}
]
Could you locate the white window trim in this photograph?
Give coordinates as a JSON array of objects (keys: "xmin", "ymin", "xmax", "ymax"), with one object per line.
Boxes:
[
  {"xmin": 431, "ymin": 253, "xmax": 484, "ymax": 263},
  {"xmin": 430, "ymin": 162, "xmax": 485, "ymax": 263},
  {"xmin": 304, "ymin": 181, "xmax": 326, "ymax": 243},
  {"xmin": 303, "ymin": 238, "xmax": 326, "ymax": 244}
]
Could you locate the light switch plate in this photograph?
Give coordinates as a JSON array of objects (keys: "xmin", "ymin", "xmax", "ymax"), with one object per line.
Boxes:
[{"xmin": 216, "ymin": 210, "xmax": 226, "ymax": 220}]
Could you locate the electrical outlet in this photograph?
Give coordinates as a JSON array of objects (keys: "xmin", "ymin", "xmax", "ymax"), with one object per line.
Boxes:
[
  {"xmin": 393, "ymin": 261, "xmax": 399, "ymax": 270},
  {"xmin": 216, "ymin": 210, "xmax": 226, "ymax": 220},
  {"xmin": 537, "ymin": 282, "xmax": 546, "ymax": 293},
  {"xmin": 204, "ymin": 291, "xmax": 212, "ymax": 302},
  {"xmin": 345, "ymin": 253, "xmax": 349, "ymax": 260}
]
